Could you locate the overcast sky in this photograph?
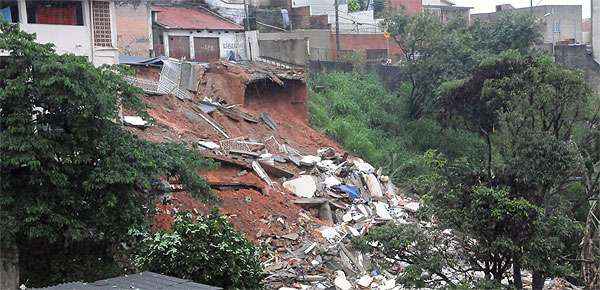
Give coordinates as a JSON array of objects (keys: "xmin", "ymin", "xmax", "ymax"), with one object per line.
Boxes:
[{"xmin": 452, "ymin": 0, "xmax": 591, "ymax": 18}]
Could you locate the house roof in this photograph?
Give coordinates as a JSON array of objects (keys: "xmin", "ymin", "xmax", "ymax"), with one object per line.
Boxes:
[
  {"xmin": 31, "ymin": 272, "xmax": 222, "ymax": 290},
  {"xmin": 153, "ymin": 6, "xmax": 243, "ymax": 31}
]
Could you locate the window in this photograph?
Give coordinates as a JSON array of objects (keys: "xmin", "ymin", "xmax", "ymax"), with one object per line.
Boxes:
[
  {"xmin": 26, "ymin": 1, "xmax": 84, "ymax": 26},
  {"xmin": 92, "ymin": 1, "xmax": 112, "ymax": 47},
  {"xmin": 366, "ymin": 49, "xmax": 387, "ymax": 61},
  {"xmin": 0, "ymin": 1, "xmax": 19, "ymax": 23},
  {"xmin": 553, "ymin": 21, "xmax": 560, "ymax": 33}
]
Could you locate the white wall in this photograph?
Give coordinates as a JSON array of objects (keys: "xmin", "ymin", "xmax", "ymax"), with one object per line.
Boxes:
[
  {"xmin": 15, "ymin": 0, "xmax": 117, "ymax": 66},
  {"xmin": 18, "ymin": 0, "xmax": 93, "ymax": 58}
]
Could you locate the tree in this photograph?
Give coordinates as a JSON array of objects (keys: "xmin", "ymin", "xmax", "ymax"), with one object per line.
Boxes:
[
  {"xmin": 0, "ymin": 22, "xmax": 212, "ymax": 286},
  {"xmin": 134, "ymin": 212, "xmax": 264, "ymax": 289},
  {"xmin": 382, "ymin": 10, "xmax": 541, "ymax": 120},
  {"xmin": 440, "ymin": 52, "xmax": 591, "ymax": 289}
]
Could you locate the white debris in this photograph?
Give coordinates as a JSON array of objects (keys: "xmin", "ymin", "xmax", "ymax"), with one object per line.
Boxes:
[
  {"xmin": 252, "ymin": 161, "xmax": 273, "ymax": 187},
  {"xmin": 405, "ymin": 201, "xmax": 421, "ymax": 213},
  {"xmin": 319, "ymin": 226, "xmax": 341, "ymax": 243},
  {"xmin": 334, "ymin": 271, "xmax": 352, "ymax": 290},
  {"xmin": 352, "ymin": 158, "xmax": 375, "ymax": 173},
  {"xmin": 198, "ymin": 140, "xmax": 220, "ymax": 150},
  {"xmin": 363, "ymin": 173, "xmax": 384, "ymax": 199},
  {"xmin": 283, "ymin": 175, "xmax": 317, "ymax": 198},
  {"xmin": 356, "ymin": 275, "xmax": 373, "ymax": 288},
  {"xmin": 300, "ymin": 155, "xmax": 322, "ymax": 166},
  {"xmin": 324, "ymin": 176, "xmax": 342, "ymax": 188},
  {"xmin": 122, "ymin": 116, "xmax": 148, "ymax": 127},
  {"xmin": 317, "ymin": 159, "xmax": 338, "ymax": 172},
  {"xmin": 375, "ymin": 202, "xmax": 393, "ymax": 220}
]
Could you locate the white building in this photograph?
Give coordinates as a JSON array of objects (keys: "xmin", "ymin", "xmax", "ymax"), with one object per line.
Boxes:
[{"xmin": 0, "ymin": 0, "xmax": 119, "ymax": 66}]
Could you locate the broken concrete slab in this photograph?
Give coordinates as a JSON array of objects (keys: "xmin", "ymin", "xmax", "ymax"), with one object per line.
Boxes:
[
  {"xmin": 374, "ymin": 202, "xmax": 393, "ymax": 220},
  {"xmin": 363, "ymin": 173, "xmax": 384, "ymax": 199},
  {"xmin": 252, "ymin": 161, "xmax": 273, "ymax": 188},
  {"xmin": 122, "ymin": 116, "xmax": 148, "ymax": 128},
  {"xmin": 198, "ymin": 140, "xmax": 220, "ymax": 150},
  {"xmin": 324, "ymin": 176, "xmax": 342, "ymax": 188},
  {"xmin": 260, "ymin": 112, "xmax": 277, "ymax": 130},
  {"xmin": 300, "ymin": 155, "xmax": 322, "ymax": 167},
  {"xmin": 334, "ymin": 271, "xmax": 352, "ymax": 290},
  {"xmin": 356, "ymin": 275, "xmax": 373, "ymax": 288},
  {"xmin": 283, "ymin": 175, "xmax": 317, "ymax": 198}
]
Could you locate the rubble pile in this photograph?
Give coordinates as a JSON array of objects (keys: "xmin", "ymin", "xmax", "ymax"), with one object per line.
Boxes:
[{"xmin": 248, "ymin": 146, "xmax": 420, "ymax": 289}]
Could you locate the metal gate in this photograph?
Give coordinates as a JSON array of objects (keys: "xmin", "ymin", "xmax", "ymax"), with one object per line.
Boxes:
[
  {"xmin": 168, "ymin": 36, "xmax": 190, "ymax": 60},
  {"xmin": 194, "ymin": 37, "xmax": 220, "ymax": 62}
]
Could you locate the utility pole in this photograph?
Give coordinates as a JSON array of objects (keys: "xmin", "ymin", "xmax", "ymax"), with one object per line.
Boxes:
[
  {"xmin": 334, "ymin": 0, "xmax": 340, "ymax": 59},
  {"xmin": 244, "ymin": 0, "xmax": 249, "ymax": 30}
]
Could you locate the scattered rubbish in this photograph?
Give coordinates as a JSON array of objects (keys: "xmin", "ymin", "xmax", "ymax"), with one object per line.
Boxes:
[
  {"xmin": 353, "ymin": 159, "xmax": 375, "ymax": 174},
  {"xmin": 122, "ymin": 116, "xmax": 148, "ymax": 128},
  {"xmin": 261, "ymin": 112, "xmax": 277, "ymax": 130},
  {"xmin": 283, "ymin": 175, "xmax": 317, "ymax": 198}
]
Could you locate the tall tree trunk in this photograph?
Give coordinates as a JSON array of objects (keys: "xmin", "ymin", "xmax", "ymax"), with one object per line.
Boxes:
[
  {"xmin": 0, "ymin": 244, "xmax": 19, "ymax": 290},
  {"xmin": 513, "ymin": 256, "xmax": 523, "ymax": 290},
  {"xmin": 532, "ymin": 271, "xmax": 544, "ymax": 290}
]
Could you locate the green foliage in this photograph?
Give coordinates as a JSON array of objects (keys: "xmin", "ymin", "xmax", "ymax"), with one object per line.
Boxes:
[
  {"xmin": 470, "ymin": 11, "xmax": 542, "ymax": 56},
  {"xmin": 134, "ymin": 212, "xmax": 264, "ymax": 289},
  {"xmin": 347, "ymin": 0, "xmax": 360, "ymax": 12},
  {"xmin": 0, "ymin": 22, "xmax": 213, "ymax": 285},
  {"xmin": 309, "ymin": 72, "xmax": 484, "ymax": 183},
  {"xmin": 381, "ymin": 10, "xmax": 540, "ymax": 119}
]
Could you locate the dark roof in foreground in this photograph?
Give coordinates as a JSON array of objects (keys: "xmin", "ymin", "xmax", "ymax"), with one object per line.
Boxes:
[{"xmin": 32, "ymin": 272, "xmax": 222, "ymax": 290}]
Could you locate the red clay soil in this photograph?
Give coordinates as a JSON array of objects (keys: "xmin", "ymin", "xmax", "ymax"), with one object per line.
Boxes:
[{"xmin": 132, "ymin": 63, "xmax": 343, "ymax": 242}]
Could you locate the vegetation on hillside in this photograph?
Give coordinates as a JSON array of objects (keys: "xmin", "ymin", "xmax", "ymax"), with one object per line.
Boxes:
[{"xmin": 310, "ymin": 10, "xmax": 599, "ymax": 290}]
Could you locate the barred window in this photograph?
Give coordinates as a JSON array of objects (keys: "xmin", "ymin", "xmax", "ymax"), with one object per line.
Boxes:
[{"xmin": 92, "ymin": 1, "xmax": 112, "ymax": 47}]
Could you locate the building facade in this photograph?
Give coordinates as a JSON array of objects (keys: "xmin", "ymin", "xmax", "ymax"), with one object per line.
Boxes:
[
  {"xmin": 151, "ymin": 6, "xmax": 249, "ymax": 62},
  {"xmin": 423, "ymin": 0, "xmax": 471, "ymax": 24},
  {"xmin": 473, "ymin": 5, "xmax": 583, "ymax": 45},
  {"xmin": 0, "ymin": 0, "xmax": 118, "ymax": 66}
]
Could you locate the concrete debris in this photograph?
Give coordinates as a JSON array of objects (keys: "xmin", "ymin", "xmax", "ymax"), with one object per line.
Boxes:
[
  {"xmin": 300, "ymin": 155, "xmax": 322, "ymax": 167},
  {"xmin": 324, "ymin": 176, "xmax": 342, "ymax": 188},
  {"xmin": 333, "ymin": 271, "xmax": 352, "ymax": 290},
  {"xmin": 252, "ymin": 161, "xmax": 273, "ymax": 188},
  {"xmin": 404, "ymin": 201, "xmax": 420, "ymax": 213},
  {"xmin": 283, "ymin": 175, "xmax": 317, "ymax": 198},
  {"xmin": 356, "ymin": 275, "xmax": 373, "ymax": 288},
  {"xmin": 198, "ymin": 140, "xmax": 220, "ymax": 150},
  {"xmin": 122, "ymin": 116, "xmax": 148, "ymax": 128},
  {"xmin": 363, "ymin": 173, "xmax": 384, "ymax": 199},
  {"xmin": 261, "ymin": 112, "xmax": 278, "ymax": 130}
]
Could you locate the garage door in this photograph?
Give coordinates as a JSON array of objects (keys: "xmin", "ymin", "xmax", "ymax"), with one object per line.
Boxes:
[
  {"xmin": 168, "ymin": 36, "xmax": 190, "ymax": 60},
  {"xmin": 194, "ymin": 37, "xmax": 220, "ymax": 62}
]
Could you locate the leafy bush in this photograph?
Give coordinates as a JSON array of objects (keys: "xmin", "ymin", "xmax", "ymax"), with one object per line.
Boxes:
[{"xmin": 134, "ymin": 212, "xmax": 264, "ymax": 289}]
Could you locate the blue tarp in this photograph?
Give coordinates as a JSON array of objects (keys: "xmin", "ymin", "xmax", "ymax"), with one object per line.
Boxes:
[{"xmin": 334, "ymin": 184, "xmax": 360, "ymax": 199}]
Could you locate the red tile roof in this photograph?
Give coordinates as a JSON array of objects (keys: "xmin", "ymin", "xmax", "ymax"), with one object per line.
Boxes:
[{"xmin": 153, "ymin": 6, "xmax": 244, "ymax": 31}]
